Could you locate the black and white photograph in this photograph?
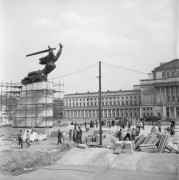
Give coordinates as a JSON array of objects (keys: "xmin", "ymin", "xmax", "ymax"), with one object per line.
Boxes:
[{"xmin": 0, "ymin": 0, "xmax": 179, "ymax": 179}]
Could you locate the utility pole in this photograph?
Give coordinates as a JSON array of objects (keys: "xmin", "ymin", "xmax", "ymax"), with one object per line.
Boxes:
[{"xmin": 99, "ymin": 61, "xmax": 102, "ymax": 145}]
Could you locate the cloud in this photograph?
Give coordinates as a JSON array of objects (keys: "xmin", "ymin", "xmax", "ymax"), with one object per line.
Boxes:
[{"xmin": 61, "ymin": 11, "xmax": 109, "ymax": 30}]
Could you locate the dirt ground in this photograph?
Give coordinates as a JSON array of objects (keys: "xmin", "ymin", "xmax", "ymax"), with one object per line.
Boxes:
[
  {"xmin": 0, "ymin": 137, "xmax": 73, "ymax": 176},
  {"xmin": 0, "ymin": 123, "xmax": 176, "ymax": 178}
]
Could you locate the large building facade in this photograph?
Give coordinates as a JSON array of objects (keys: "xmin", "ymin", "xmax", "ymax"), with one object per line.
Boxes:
[
  {"xmin": 63, "ymin": 59, "xmax": 179, "ymax": 122},
  {"xmin": 63, "ymin": 90, "xmax": 141, "ymax": 122},
  {"xmin": 138, "ymin": 59, "xmax": 179, "ymax": 120}
]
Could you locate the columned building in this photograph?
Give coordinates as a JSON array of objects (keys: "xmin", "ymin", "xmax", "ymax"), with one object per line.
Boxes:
[
  {"xmin": 136, "ymin": 59, "xmax": 179, "ymax": 120},
  {"xmin": 63, "ymin": 59, "xmax": 179, "ymax": 122},
  {"xmin": 63, "ymin": 90, "xmax": 141, "ymax": 122}
]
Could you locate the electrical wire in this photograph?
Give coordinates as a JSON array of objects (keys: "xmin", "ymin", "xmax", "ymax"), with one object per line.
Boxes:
[
  {"xmin": 49, "ymin": 62, "xmax": 98, "ymax": 80},
  {"xmin": 102, "ymin": 62, "xmax": 148, "ymax": 75}
]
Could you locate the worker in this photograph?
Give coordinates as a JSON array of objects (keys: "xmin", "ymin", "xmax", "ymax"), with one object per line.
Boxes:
[
  {"xmin": 57, "ymin": 129, "xmax": 63, "ymax": 145},
  {"xmin": 123, "ymin": 128, "xmax": 131, "ymax": 141},
  {"xmin": 17, "ymin": 130, "xmax": 23, "ymax": 148},
  {"xmin": 131, "ymin": 128, "xmax": 136, "ymax": 141},
  {"xmin": 26, "ymin": 130, "xmax": 31, "ymax": 148},
  {"xmin": 69, "ymin": 129, "xmax": 72, "ymax": 142},
  {"xmin": 116, "ymin": 128, "xmax": 123, "ymax": 141},
  {"xmin": 150, "ymin": 126, "xmax": 157, "ymax": 134}
]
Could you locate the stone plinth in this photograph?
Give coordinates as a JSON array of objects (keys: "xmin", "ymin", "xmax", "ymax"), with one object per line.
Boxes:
[{"xmin": 13, "ymin": 82, "xmax": 54, "ymax": 127}]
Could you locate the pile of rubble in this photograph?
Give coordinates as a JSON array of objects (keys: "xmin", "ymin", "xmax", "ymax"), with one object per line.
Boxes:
[
  {"xmin": 81, "ymin": 128, "xmax": 179, "ymax": 154},
  {"xmin": 23, "ymin": 129, "xmax": 47, "ymax": 142},
  {"xmin": 134, "ymin": 133, "xmax": 179, "ymax": 153}
]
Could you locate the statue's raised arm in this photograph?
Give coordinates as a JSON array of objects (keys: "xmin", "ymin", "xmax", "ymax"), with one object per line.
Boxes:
[
  {"xmin": 21, "ymin": 43, "xmax": 63, "ymax": 85},
  {"xmin": 54, "ymin": 43, "xmax": 63, "ymax": 62}
]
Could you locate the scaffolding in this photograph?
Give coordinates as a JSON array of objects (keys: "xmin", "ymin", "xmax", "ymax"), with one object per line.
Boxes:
[{"xmin": 0, "ymin": 81, "xmax": 63, "ymax": 127}]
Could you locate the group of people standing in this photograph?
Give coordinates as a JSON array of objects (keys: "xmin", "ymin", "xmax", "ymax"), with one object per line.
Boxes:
[
  {"xmin": 116, "ymin": 119, "xmax": 145, "ymax": 141},
  {"xmin": 17, "ymin": 129, "xmax": 31, "ymax": 148},
  {"xmin": 116, "ymin": 126, "xmax": 140, "ymax": 142},
  {"xmin": 57, "ymin": 125, "xmax": 83, "ymax": 145}
]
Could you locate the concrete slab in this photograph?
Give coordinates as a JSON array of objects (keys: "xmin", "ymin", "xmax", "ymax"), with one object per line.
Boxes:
[
  {"xmin": 57, "ymin": 147, "xmax": 179, "ymax": 175},
  {"xmin": 57, "ymin": 148, "xmax": 117, "ymax": 168}
]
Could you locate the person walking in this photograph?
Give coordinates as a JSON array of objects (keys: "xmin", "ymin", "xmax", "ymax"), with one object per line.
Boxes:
[
  {"xmin": 116, "ymin": 128, "xmax": 123, "ymax": 141},
  {"xmin": 158, "ymin": 124, "xmax": 161, "ymax": 133},
  {"xmin": 69, "ymin": 129, "xmax": 72, "ymax": 143},
  {"xmin": 77, "ymin": 126, "xmax": 83, "ymax": 144},
  {"xmin": 73, "ymin": 127, "xmax": 78, "ymax": 143},
  {"xmin": 26, "ymin": 130, "xmax": 31, "ymax": 148},
  {"xmin": 136, "ymin": 127, "xmax": 140, "ymax": 136},
  {"xmin": 142, "ymin": 119, "xmax": 145, "ymax": 130},
  {"xmin": 17, "ymin": 130, "xmax": 23, "ymax": 148},
  {"xmin": 123, "ymin": 128, "xmax": 131, "ymax": 141},
  {"xmin": 57, "ymin": 129, "xmax": 63, "ymax": 145},
  {"xmin": 131, "ymin": 128, "xmax": 136, "ymax": 141}
]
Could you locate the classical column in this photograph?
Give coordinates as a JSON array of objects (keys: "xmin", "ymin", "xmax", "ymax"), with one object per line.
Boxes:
[
  {"xmin": 132, "ymin": 109, "xmax": 134, "ymax": 118},
  {"xmin": 159, "ymin": 87, "xmax": 162, "ymax": 103},
  {"xmin": 170, "ymin": 86, "xmax": 172, "ymax": 102},
  {"xmin": 154, "ymin": 88, "xmax": 157, "ymax": 103},
  {"xmin": 162, "ymin": 106, "xmax": 166, "ymax": 118},
  {"xmin": 169, "ymin": 107, "xmax": 171, "ymax": 117},
  {"xmin": 174, "ymin": 107, "xmax": 177, "ymax": 118},
  {"xmin": 81, "ymin": 110, "xmax": 83, "ymax": 118},
  {"xmin": 175, "ymin": 86, "xmax": 177, "ymax": 102},
  {"xmin": 165, "ymin": 86, "xmax": 167, "ymax": 103},
  {"xmin": 140, "ymin": 107, "xmax": 142, "ymax": 118}
]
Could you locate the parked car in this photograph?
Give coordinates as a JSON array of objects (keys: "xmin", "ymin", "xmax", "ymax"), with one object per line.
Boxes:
[{"xmin": 145, "ymin": 116, "xmax": 161, "ymax": 122}]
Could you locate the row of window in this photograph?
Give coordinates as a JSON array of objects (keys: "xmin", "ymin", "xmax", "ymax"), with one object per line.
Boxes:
[
  {"xmin": 65, "ymin": 100, "xmax": 141, "ymax": 107},
  {"xmin": 162, "ymin": 70, "xmax": 179, "ymax": 78},
  {"xmin": 64, "ymin": 96, "xmax": 140, "ymax": 102},
  {"xmin": 143, "ymin": 112, "xmax": 153, "ymax": 117},
  {"xmin": 65, "ymin": 112, "xmax": 139, "ymax": 118},
  {"xmin": 143, "ymin": 107, "xmax": 153, "ymax": 111}
]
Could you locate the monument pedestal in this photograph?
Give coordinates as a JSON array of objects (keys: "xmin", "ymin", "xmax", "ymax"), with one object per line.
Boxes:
[{"xmin": 13, "ymin": 82, "xmax": 54, "ymax": 127}]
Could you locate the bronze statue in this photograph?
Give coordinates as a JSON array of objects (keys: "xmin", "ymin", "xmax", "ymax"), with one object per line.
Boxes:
[{"xmin": 22, "ymin": 43, "xmax": 63, "ymax": 85}]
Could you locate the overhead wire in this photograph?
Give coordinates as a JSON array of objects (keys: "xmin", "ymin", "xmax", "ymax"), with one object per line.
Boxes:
[
  {"xmin": 102, "ymin": 62, "xmax": 148, "ymax": 75},
  {"xmin": 49, "ymin": 61, "xmax": 147, "ymax": 82},
  {"xmin": 49, "ymin": 62, "xmax": 98, "ymax": 80}
]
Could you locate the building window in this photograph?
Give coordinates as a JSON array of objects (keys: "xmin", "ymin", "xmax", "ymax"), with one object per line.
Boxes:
[
  {"xmin": 162, "ymin": 72, "xmax": 165, "ymax": 78},
  {"xmin": 167, "ymin": 96, "xmax": 170, "ymax": 102},
  {"xmin": 172, "ymin": 71, "xmax": 174, "ymax": 77},
  {"xmin": 166, "ymin": 72, "xmax": 170, "ymax": 78}
]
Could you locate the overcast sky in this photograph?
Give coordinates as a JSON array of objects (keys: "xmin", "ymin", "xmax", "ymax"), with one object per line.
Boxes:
[{"xmin": 0, "ymin": 0, "xmax": 178, "ymax": 94}]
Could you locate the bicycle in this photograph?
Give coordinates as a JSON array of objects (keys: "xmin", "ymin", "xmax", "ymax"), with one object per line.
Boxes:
[{"xmin": 10, "ymin": 138, "xmax": 23, "ymax": 149}]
